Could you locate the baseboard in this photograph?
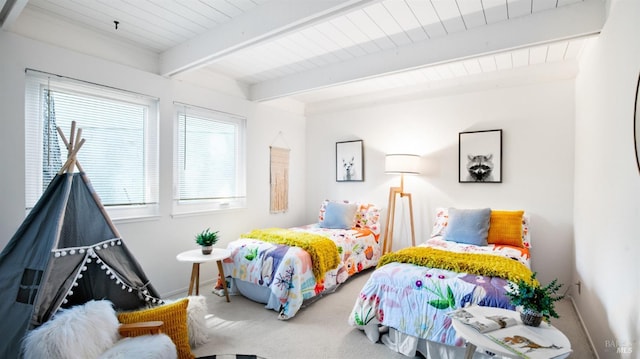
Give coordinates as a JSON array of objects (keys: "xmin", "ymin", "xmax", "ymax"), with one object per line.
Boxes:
[
  {"xmin": 567, "ymin": 295, "xmax": 600, "ymax": 359},
  {"xmin": 162, "ymin": 278, "xmax": 216, "ymax": 299}
]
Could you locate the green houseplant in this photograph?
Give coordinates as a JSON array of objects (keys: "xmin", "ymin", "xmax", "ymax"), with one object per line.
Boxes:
[
  {"xmin": 506, "ymin": 272, "xmax": 564, "ymax": 327},
  {"xmin": 195, "ymin": 228, "xmax": 219, "ymax": 254}
]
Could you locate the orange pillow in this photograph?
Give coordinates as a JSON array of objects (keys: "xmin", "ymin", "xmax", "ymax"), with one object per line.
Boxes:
[
  {"xmin": 118, "ymin": 298, "xmax": 193, "ymax": 359},
  {"xmin": 487, "ymin": 210, "xmax": 524, "ymax": 247}
]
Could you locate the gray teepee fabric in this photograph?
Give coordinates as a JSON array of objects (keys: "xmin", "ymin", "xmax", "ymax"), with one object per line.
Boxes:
[{"xmin": 0, "ymin": 171, "xmax": 162, "ymax": 358}]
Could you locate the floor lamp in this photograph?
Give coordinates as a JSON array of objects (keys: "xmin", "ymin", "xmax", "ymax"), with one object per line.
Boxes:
[{"xmin": 383, "ymin": 154, "xmax": 420, "ymax": 254}]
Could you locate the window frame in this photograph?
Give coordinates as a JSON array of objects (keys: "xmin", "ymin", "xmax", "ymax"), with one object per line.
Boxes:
[
  {"xmin": 172, "ymin": 102, "xmax": 247, "ymax": 216},
  {"xmin": 24, "ymin": 70, "xmax": 160, "ymax": 221}
]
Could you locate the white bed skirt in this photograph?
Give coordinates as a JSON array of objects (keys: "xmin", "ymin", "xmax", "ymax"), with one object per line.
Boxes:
[{"xmin": 360, "ymin": 320, "xmax": 503, "ymax": 358}]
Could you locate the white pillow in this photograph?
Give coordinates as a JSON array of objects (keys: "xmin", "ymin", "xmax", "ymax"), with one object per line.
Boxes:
[
  {"xmin": 22, "ymin": 300, "xmax": 120, "ymax": 359},
  {"xmin": 99, "ymin": 334, "xmax": 177, "ymax": 359},
  {"xmin": 185, "ymin": 295, "xmax": 209, "ymax": 348}
]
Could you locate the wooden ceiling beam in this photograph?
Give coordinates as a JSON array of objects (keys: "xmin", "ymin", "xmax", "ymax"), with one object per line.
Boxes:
[
  {"xmin": 0, "ymin": 0, "xmax": 28, "ymax": 30},
  {"xmin": 159, "ymin": 0, "xmax": 377, "ymax": 77},
  {"xmin": 249, "ymin": 0, "xmax": 605, "ymax": 102}
]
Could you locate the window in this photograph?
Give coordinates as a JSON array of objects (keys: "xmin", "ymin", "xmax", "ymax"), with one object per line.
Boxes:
[
  {"xmin": 173, "ymin": 103, "xmax": 246, "ymax": 215},
  {"xmin": 25, "ymin": 69, "xmax": 159, "ymax": 220},
  {"xmin": 16, "ymin": 268, "xmax": 43, "ymax": 304}
]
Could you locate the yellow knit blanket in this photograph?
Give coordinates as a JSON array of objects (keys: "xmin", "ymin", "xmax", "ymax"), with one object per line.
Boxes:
[
  {"xmin": 241, "ymin": 228, "xmax": 340, "ymax": 281},
  {"xmin": 378, "ymin": 247, "xmax": 537, "ymax": 286}
]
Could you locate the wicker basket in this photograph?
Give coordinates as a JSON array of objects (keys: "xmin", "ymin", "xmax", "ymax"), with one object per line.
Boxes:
[{"xmin": 520, "ymin": 310, "xmax": 543, "ymax": 327}]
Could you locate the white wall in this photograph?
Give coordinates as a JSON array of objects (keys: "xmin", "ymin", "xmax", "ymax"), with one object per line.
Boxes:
[
  {"xmin": 305, "ymin": 80, "xmax": 576, "ymax": 287},
  {"xmin": 0, "ymin": 31, "xmax": 307, "ymax": 296},
  {"xmin": 574, "ymin": 0, "xmax": 640, "ymax": 357}
]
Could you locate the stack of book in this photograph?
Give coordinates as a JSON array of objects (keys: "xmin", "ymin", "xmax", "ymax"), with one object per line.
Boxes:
[{"xmin": 448, "ymin": 306, "xmax": 572, "ymax": 359}]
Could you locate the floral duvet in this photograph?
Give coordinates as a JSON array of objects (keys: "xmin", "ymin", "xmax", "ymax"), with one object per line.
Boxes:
[
  {"xmin": 348, "ymin": 237, "xmax": 531, "ymax": 347},
  {"xmin": 223, "ymin": 223, "xmax": 381, "ymax": 319}
]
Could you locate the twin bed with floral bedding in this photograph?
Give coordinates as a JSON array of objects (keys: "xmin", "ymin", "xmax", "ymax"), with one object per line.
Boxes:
[
  {"xmin": 222, "ymin": 200, "xmax": 381, "ymax": 320},
  {"xmin": 348, "ymin": 208, "xmax": 534, "ymax": 358}
]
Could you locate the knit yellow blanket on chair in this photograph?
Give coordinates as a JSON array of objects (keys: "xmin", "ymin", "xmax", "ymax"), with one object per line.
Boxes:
[
  {"xmin": 378, "ymin": 246, "xmax": 537, "ymax": 286},
  {"xmin": 241, "ymin": 228, "xmax": 340, "ymax": 281}
]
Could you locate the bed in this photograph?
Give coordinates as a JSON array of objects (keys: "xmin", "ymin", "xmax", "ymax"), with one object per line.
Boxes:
[
  {"xmin": 222, "ymin": 200, "xmax": 381, "ymax": 320},
  {"xmin": 348, "ymin": 208, "xmax": 533, "ymax": 358}
]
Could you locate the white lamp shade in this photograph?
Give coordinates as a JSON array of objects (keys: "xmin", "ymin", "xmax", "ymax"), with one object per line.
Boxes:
[{"xmin": 385, "ymin": 154, "xmax": 420, "ymax": 174}]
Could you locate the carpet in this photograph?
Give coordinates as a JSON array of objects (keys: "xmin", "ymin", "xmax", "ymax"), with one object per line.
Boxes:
[{"xmin": 197, "ymin": 355, "xmax": 263, "ymax": 359}]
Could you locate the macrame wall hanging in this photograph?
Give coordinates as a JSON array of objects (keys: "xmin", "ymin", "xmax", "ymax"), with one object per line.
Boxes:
[{"xmin": 270, "ymin": 132, "xmax": 290, "ymax": 213}]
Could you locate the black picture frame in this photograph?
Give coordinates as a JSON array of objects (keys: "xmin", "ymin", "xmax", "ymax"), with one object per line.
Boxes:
[
  {"xmin": 459, "ymin": 129, "xmax": 502, "ymax": 183},
  {"xmin": 336, "ymin": 140, "xmax": 364, "ymax": 182},
  {"xmin": 634, "ymin": 71, "xmax": 640, "ymax": 175}
]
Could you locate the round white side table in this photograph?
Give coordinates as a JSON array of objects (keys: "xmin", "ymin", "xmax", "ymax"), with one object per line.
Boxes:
[
  {"xmin": 176, "ymin": 248, "xmax": 231, "ymax": 302},
  {"xmin": 452, "ymin": 306, "xmax": 572, "ymax": 359}
]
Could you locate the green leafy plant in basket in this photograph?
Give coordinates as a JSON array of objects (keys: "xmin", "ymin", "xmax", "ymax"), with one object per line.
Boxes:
[
  {"xmin": 195, "ymin": 228, "xmax": 219, "ymax": 254},
  {"xmin": 506, "ymin": 272, "xmax": 564, "ymax": 326}
]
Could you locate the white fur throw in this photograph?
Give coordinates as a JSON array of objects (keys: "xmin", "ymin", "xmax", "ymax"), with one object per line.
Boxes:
[
  {"xmin": 185, "ymin": 295, "xmax": 210, "ymax": 347},
  {"xmin": 163, "ymin": 295, "xmax": 210, "ymax": 347},
  {"xmin": 99, "ymin": 334, "xmax": 177, "ymax": 359},
  {"xmin": 22, "ymin": 300, "xmax": 120, "ymax": 359}
]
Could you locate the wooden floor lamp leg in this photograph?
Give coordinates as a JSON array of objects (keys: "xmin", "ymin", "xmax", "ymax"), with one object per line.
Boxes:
[
  {"xmin": 384, "ymin": 188, "xmax": 399, "ymax": 254},
  {"xmin": 405, "ymin": 193, "xmax": 416, "ymax": 247}
]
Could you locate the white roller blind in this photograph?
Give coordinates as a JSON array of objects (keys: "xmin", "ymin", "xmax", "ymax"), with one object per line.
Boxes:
[{"xmin": 25, "ymin": 69, "xmax": 159, "ymax": 219}]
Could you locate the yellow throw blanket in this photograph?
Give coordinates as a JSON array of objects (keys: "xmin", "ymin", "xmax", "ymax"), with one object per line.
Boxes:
[
  {"xmin": 241, "ymin": 228, "xmax": 340, "ymax": 281},
  {"xmin": 378, "ymin": 247, "xmax": 537, "ymax": 286}
]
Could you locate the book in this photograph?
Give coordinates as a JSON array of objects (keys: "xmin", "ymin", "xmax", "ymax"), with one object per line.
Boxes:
[
  {"xmin": 449, "ymin": 306, "xmax": 572, "ymax": 359},
  {"xmin": 447, "ymin": 306, "xmax": 518, "ymax": 333},
  {"xmin": 485, "ymin": 326, "xmax": 572, "ymax": 359}
]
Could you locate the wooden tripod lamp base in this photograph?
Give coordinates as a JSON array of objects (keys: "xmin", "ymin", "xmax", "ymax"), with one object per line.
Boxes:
[{"xmin": 382, "ymin": 154, "xmax": 420, "ymax": 254}]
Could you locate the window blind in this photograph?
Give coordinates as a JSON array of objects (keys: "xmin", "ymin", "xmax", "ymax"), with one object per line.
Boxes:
[
  {"xmin": 174, "ymin": 102, "xmax": 246, "ymax": 214},
  {"xmin": 24, "ymin": 69, "xmax": 159, "ymax": 219}
]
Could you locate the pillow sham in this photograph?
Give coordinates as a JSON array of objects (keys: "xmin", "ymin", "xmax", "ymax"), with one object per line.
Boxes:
[
  {"xmin": 487, "ymin": 210, "xmax": 525, "ymax": 247},
  {"xmin": 431, "ymin": 208, "xmax": 532, "ymax": 248},
  {"xmin": 319, "ymin": 201, "xmax": 357, "ymax": 229},
  {"xmin": 442, "ymin": 208, "xmax": 491, "ymax": 246},
  {"xmin": 430, "ymin": 207, "xmax": 449, "ymax": 237}
]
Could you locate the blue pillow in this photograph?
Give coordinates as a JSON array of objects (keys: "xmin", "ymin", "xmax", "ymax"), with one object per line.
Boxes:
[
  {"xmin": 443, "ymin": 208, "xmax": 491, "ymax": 246},
  {"xmin": 320, "ymin": 202, "xmax": 357, "ymax": 229}
]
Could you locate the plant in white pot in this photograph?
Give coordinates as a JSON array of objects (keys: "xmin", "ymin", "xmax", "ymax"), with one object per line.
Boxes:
[
  {"xmin": 195, "ymin": 228, "xmax": 219, "ymax": 255},
  {"xmin": 506, "ymin": 272, "xmax": 564, "ymax": 327}
]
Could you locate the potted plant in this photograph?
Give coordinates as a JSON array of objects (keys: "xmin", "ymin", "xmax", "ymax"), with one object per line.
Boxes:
[
  {"xmin": 195, "ymin": 228, "xmax": 219, "ymax": 255},
  {"xmin": 506, "ymin": 272, "xmax": 564, "ymax": 327}
]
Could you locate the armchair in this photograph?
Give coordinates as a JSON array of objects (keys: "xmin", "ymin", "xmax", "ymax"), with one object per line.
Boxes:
[{"xmin": 21, "ymin": 300, "xmax": 177, "ymax": 359}]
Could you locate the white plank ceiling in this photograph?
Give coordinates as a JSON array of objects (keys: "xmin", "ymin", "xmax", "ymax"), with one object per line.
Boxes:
[{"xmin": 1, "ymin": 0, "xmax": 605, "ymax": 105}]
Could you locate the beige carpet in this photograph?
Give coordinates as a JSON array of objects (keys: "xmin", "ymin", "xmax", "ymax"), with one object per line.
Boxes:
[{"xmin": 187, "ymin": 270, "xmax": 596, "ymax": 359}]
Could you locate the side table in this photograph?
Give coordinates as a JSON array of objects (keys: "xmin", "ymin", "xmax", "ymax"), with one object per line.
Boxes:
[
  {"xmin": 452, "ymin": 306, "xmax": 572, "ymax": 359},
  {"xmin": 176, "ymin": 248, "xmax": 231, "ymax": 302}
]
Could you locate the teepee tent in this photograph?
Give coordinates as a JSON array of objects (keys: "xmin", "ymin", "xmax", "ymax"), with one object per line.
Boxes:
[{"xmin": 0, "ymin": 122, "xmax": 162, "ymax": 358}]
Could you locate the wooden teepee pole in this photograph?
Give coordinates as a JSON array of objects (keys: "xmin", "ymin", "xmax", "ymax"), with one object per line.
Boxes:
[{"xmin": 57, "ymin": 121, "xmax": 85, "ymax": 175}]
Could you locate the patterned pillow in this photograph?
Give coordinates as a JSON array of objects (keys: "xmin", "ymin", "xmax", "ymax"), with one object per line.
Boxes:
[
  {"xmin": 318, "ymin": 200, "xmax": 380, "ymax": 235},
  {"xmin": 431, "ymin": 208, "xmax": 532, "ymax": 248},
  {"xmin": 118, "ymin": 299, "xmax": 193, "ymax": 359},
  {"xmin": 430, "ymin": 208, "xmax": 450, "ymax": 237}
]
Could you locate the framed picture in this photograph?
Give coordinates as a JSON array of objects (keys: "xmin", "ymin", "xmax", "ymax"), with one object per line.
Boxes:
[
  {"xmin": 634, "ymin": 71, "xmax": 640, "ymax": 174},
  {"xmin": 459, "ymin": 129, "xmax": 502, "ymax": 183},
  {"xmin": 336, "ymin": 140, "xmax": 364, "ymax": 182}
]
